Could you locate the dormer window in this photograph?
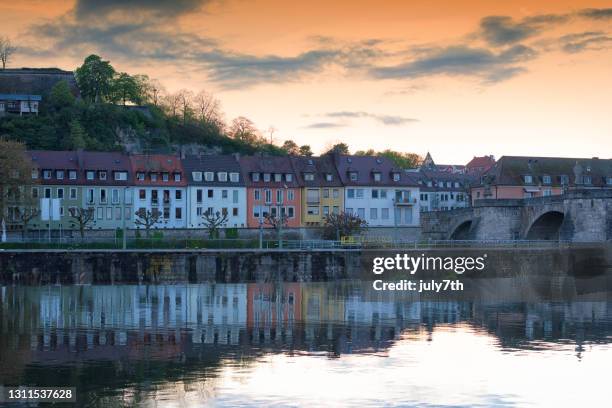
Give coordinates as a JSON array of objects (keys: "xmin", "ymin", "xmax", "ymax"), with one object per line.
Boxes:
[
  {"xmin": 373, "ymin": 172, "xmax": 381, "ymax": 182},
  {"xmin": 31, "ymin": 169, "xmax": 39, "ymax": 179},
  {"xmin": 193, "ymin": 171, "xmax": 202, "ymax": 181},
  {"xmin": 285, "ymin": 173, "xmax": 293, "ymax": 182},
  {"xmin": 114, "ymin": 171, "xmax": 127, "ymax": 181},
  {"xmin": 304, "ymin": 172, "xmax": 314, "ymax": 181},
  {"xmin": 162, "ymin": 172, "xmax": 169, "ymax": 182},
  {"xmin": 524, "ymin": 175, "xmax": 533, "ymax": 184},
  {"xmin": 43, "ymin": 170, "xmax": 52, "ymax": 180},
  {"xmin": 99, "ymin": 171, "xmax": 107, "ymax": 181},
  {"xmin": 230, "ymin": 172, "xmax": 239, "ymax": 182},
  {"xmin": 326, "ymin": 173, "xmax": 333, "ymax": 182},
  {"xmin": 349, "ymin": 171, "xmax": 358, "ymax": 181},
  {"xmin": 252, "ymin": 173, "xmax": 260, "ymax": 182},
  {"xmin": 56, "ymin": 170, "xmax": 64, "ymax": 180},
  {"xmin": 69, "ymin": 170, "xmax": 77, "ymax": 180},
  {"xmin": 151, "ymin": 173, "xmax": 158, "ymax": 182},
  {"xmin": 307, "ymin": 159, "xmax": 314, "ymax": 165},
  {"xmin": 204, "ymin": 172, "xmax": 214, "ymax": 182},
  {"xmin": 86, "ymin": 171, "xmax": 95, "ymax": 180},
  {"xmin": 583, "ymin": 175, "xmax": 592, "ymax": 184},
  {"xmin": 560, "ymin": 175, "xmax": 569, "ymax": 185},
  {"xmin": 586, "ymin": 166, "xmax": 591, "ymax": 172},
  {"xmin": 263, "ymin": 173, "xmax": 271, "ymax": 182},
  {"xmin": 137, "ymin": 172, "xmax": 145, "ymax": 181},
  {"xmin": 606, "ymin": 177, "xmax": 612, "ymax": 185},
  {"xmin": 274, "ymin": 173, "xmax": 282, "ymax": 182},
  {"xmin": 174, "ymin": 173, "xmax": 181, "ymax": 182},
  {"xmin": 542, "ymin": 175, "xmax": 551, "ymax": 184},
  {"xmin": 218, "ymin": 172, "xmax": 228, "ymax": 182},
  {"xmin": 392, "ymin": 173, "xmax": 400, "ymax": 182}
]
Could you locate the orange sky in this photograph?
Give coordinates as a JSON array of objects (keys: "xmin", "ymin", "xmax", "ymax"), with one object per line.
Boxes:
[{"xmin": 1, "ymin": 0, "xmax": 611, "ymax": 163}]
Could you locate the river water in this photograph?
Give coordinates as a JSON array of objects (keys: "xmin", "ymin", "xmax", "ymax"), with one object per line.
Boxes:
[{"xmin": 1, "ymin": 280, "xmax": 611, "ymax": 407}]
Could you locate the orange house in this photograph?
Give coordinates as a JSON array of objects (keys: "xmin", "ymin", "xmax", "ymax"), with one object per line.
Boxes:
[{"xmin": 239, "ymin": 155, "xmax": 302, "ymax": 228}]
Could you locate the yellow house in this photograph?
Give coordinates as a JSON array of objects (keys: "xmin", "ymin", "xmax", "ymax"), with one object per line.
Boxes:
[{"xmin": 291, "ymin": 156, "xmax": 344, "ymax": 226}]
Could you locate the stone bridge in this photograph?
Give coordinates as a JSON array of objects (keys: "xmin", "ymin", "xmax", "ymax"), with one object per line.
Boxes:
[{"xmin": 421, "ymin": 190, "xmax": 612, "ymax": 241}]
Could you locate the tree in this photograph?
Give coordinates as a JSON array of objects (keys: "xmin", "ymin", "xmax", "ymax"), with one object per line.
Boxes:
[
  {"xmin": 0, "ymin": 139, "xmax": 33, "ymax": 237},
  {"xmin": 281, "ymin": 140, "xmax": 300, "ymax": 155},
  {"xmin": 176, "ymin": 89, "xmax": 194, "ymax": 124},
  {"xmin": 64, "ymin": 119, "xmax": 88, "ymax": 150},
  {"xmin": 68, "ymin": 207, "xmax": 95, "ymax": 239},
  {"xmin": 48, "ymin": 80, "xmax": 75, "ymax": 109},
  {"xmin": 322, "ymin": 211, "xmax": 368, "ymax": 240},
  {"xmin": 111, "ymin": 72, "xmax": 141, "ymax": 105},
  {"xmin": 16, "ymin": 205, "xmax": 39, "ymax": 240},
  {"xmin": 379, "ymin": 150, "xmax": 422, "ymax": 169},
  {"xmin": 75, "ymin": 54, "xmax": 116, "ymax": 103},
  {"xmin": 0, "ymin": 36, "xmax": 16, "ymax": 70},
  {"xmin": 299, "ymin": 145, "xmax": 313, "ymax": 156},
  {"xmin": 200, "ymin": 209, "xmax": 228, "ymax": 239},
  {"xmin": 193, "ymin": 90, "xmax": 222, "ymax": 127},
  {"xmin": 264, "ymin": 212, "xmax": 288, "ymax": 247},
  {"xmin": 324, "ymin": 142, "xmax": 350, "ymax": 155},
  {"xmin": 230, "ymin": 116, "xmax": 259, "ymax": 145},
  {"xmin": 134, "ymin": 208, "xmax": 162, "ymax": 238}
]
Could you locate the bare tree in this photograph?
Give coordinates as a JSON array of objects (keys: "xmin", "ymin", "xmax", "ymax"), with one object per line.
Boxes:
[
  {"xmin": 0, "ymin": 36, "xmax": 16, "ymax": 70},
  {"xmin": 229, "ymin": 116, "xmax": 259, "ymax": 144},
  {"xmin": 264, "ymin": 212, "xmax": 288, "ymax": 247},
  {"xmin": 134, "ymin": 208, "xmax": 161, "ymax": 238},
  {"xmin": 16, "ymin": 207, "xmax": 40, "ymax": 240},
  {"xmin": 200, "ymin": 209, "xmax": 228, "ymax": 239},
  {"xmin": 267, "ymin": 126, "xmax": 277, "ymax": 145},
  {"xmin": 68, "ymin": 207, "xmax": 95, "ymax": 239},
  {"xmin": 322, "ymin": 211, "xmax": 368, "ymax": 240},
  {"xmin": 193, "ymin": 90, "xmax": 222, "ymax": 126},
  {"xmin": 176, "ymin": 89, "xmax": 194, "ymax": 124},
  {"xmin": 161, "ymin": 93, "xmax": 181, "ymax": 117}
]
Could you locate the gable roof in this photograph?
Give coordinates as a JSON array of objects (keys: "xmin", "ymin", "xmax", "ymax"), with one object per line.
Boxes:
[
  {"xmin": 334, "ymin": 154, "xmax": 418, "ymax": 187},
  {"xmin": 239, "ymin": 155, "xmax": 301, "ymax": 187},
  {"xmin": 182, "ymin": 154, "xmax": 244, "ymax": 185},
  {"xmin": 290, "ymin": 155, "xmax": 343, "ymax": 187}
]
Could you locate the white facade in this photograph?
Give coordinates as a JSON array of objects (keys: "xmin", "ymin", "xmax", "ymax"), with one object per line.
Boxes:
[
  {"xmin": 187, "ymin": 185, "xmax": 247, "ymax": 228},
  {"xmin": 419, "ymin": 190, "xmax": 469, "ymax": 212},
  {"xmin": 83, "ymin": 186, "xmax": 134, "ymax": 229},
  {"xmin": 344, "ymin": 186, "xmax": 420, "ymax": 227},
  {"xmin": 133, "ymin": 186, "xmax": 188, "ymax": 229}
]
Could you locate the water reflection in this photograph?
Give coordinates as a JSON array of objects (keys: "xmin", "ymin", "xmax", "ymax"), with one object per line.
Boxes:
[{"xmin": 1, "ymin": 282, "xmax": 611, "ymax": 407}]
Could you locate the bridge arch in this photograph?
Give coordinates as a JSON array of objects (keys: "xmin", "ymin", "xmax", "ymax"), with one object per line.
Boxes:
[
  {"xmin": 525, "ymin": 211, "xmax": 565, "ymax": 240},
  {"xmin": 448, "ymin": 219, "xmax": 473, "ymax": 240}
]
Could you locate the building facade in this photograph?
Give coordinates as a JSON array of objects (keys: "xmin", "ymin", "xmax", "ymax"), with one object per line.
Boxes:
[
  {"xmin": 334, "ymin": 154, "xmax": 420, "ymax": 227},
  {"xmin": 130, "ymin": 154, "xmax": 187, "ymax": 229},
  {"xmin": 182, "ymin": 155, "xmax": 247, "ymax": 228},
  {"xmin": 418, "ymin": 170, "xmax": 471, "ymax": 212},
  {"xmin": 291, "ymin": 155, "xmax": 344, "ymax": 226},
  {"xmin": 240, "ymin": 155, "xmax": 302, "ymax": 228},
  {"xmin": 0, "ymin": 94, "xmax": 41, "ymax": 116}
]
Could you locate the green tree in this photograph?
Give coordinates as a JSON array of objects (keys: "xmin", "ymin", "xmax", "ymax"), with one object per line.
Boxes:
[
  {"xmin": 299, "ymin": 145, "xmax": 313, "ymax": 156},
  {"xmin": 64, "ymin": 119, "xmax": 87, "ymax": 150},
  {"xmin": 324, "ymin": 142, "xmax": 350, "ymax": 155},
  {"xmin": 0, "ymin": 139, "xmax": 35, "ymax": 235},
  {"xmin": 76, "ymin": 54, "xmax": 116, "ymax": 103},
  {"xmin": 281, "ymin": 140, "xmax": 300, "ymax": 155},
  {"xmin": 48, "ymin": 80, "xmax": 75, "ymax": 109},
  {"xmin": 379, "ymin": 150, "xmax": 422, "ymax": 169},
  {"xmin": 111, "ymin": 72, "xmax": 142, "ymax": 105}
]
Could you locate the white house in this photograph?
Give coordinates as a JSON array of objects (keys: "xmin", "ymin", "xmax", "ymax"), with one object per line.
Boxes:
[
  {"xmin": 334, "ymin": 154, "xmax": 420, "ymax": 227},
  {"xmin": 182, "ymin": 155, "xmax": 247, "ymax": 229}
]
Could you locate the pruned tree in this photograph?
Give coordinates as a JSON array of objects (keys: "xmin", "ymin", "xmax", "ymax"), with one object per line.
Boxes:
[
  {"xmin": 68, "ymin": 207, "xmax": 95, "ymax": 239},
  {"xmin": 134, "ymin": 208, "xmax": 161, "ymax": 238},
  {"xmin": 200, "ymin": 209, "xmax": 228, "ymax": 239},
  {"xmin": 322, "ymin": 211, "xmax": 368, "ymax": 240},
  {"xmin": 264, "ymin": 212, "xmax": 289, "ymax": 247},
  {"xmin": 0, "ymin": 36, "xmax": 16, "ymax": 70},
  {"xmin": 16, "ymin": 206, "xmax": 40, "ymax": 240}
]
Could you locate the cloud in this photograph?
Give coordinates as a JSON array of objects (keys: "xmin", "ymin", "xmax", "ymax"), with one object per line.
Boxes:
[
  {"xmin": 559, "ymin": 32, "xmax": 612, "ymax": 53},
  {"xmin": 369, "ymin": 44, "xmax": 537, "ymax": 83},
  {"xmin": 74, "ymin": 0, "xmax": 209, "ymax": 18},
  {"xmin": 303, "ymin": 122, "xmax": 347, "ymax": 129},
  {"xmin": 578, "ymin": 8, "xmax": 612, "ymax": 20},
  {"xmin": 478, "ymin": 14, "xmax": 568, "ymax": 46},
  {"xmin": 325, "ymin": 111, "xmax": 418, "ymax": 125}
]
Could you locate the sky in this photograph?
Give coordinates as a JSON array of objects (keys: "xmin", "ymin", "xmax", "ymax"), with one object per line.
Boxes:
[{"xmin": 1, "ymin": 0, "xmax": 611, "ymax": 163}]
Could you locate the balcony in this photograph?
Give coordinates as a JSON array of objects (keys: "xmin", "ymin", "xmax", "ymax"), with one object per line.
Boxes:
[{"xmin": 394, "ymin": 196, "xmax": 416, "ymax": 206}]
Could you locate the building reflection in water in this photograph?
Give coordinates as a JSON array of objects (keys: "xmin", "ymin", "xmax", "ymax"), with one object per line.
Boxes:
[{"xmin": 1, "ymin": 282, "xmax": 612, "ymax": 405}]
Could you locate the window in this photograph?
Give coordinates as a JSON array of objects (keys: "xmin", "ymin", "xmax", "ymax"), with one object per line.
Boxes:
[
  {"xmin": 196, "ymin": 189, "xmax": 203, "ymax": 203},
  {"xmin": 232, "ymin": 207, "xmax": 238, "ymax": 216},
  {"xmin": 87, "ymin": 189, "xmax": 94, "ymax": 204},
  {"xmin": 203, "ymin": 172, "xmax": 213, "ymax": 182},
  {"xmin": 307, "ymin": 189, "xmax": 319, "ymax": 203},
  {"xmin": 163, "ymin": 190, "xmax": 170, "ymax": 203},
  {"xmin": 304, "ymin": 173, "xmax": 314, "ymax": 181},
  {"xmin": 222, "ymin": 207, "xmax": 228, "ymax": 216},
  {"xmin": 99, "ymin": 171, "xmax": 107, "ymax": 181},
  {"xmin": 333, "ymin": 189, "xmax": 339, "ymax": 199},
  {"xmin": 357, "ymin": 208, "xmax": 365, "ymax": 218},
  {"xmin": 115, "ymin": 171, "xmax": 127, "ymax": 181},
  {"xmin": 162, "ymin": 172, "xmax": 169, "ymax": 182},
  {"xmin": 393, "ymin": 173, "xmax": 400, "ymax": 182},
  {"xmin": 97, "ymin": 207, "xmax": 103, "ymax": 220},
  {"xmin": 253, "ymin": 206, "xmax": 261, "ymax": 218},
  {"xmin": 31, "ymin": 169, "xmax": 39, "ymax": 179},
  {"xmin": 543, "ymin": 189, "xmax": 552, "ymax": 196},
  {"xmin": 323, "ymin": 206, "xmax": 330, "ymax": 216},
  {"xmin": 151, "ymin": 190, "xmax": 158, "ymax": 204},
  {"xmin": 607, "ymin": 177, "xmax": 612, "ymax": 185},
  {"xmin": 43, "ymin": 170, "xmax": 52, "ymax": 180},
  {"xmin": 232, "ymin": 190, "xmax": 239, "ymax": 203},
  {"xmin": 32, "ymin": 187, "xmax": 39, "ymax": 198},
  {"xmin": 115, "ymin": 207, "xmax": 122, "ymax": 220},
  {"xmin": 163, "ymin": 207, "xmax": 170, "ymax": 219},
  {"xmin": 264, "ymin": 189, "xmax": 272, "ymax": 203},
  {"xmin": 106, "ymin": 207, "xmax": 112, "ymax": 220},
  {"xmin": 137, "ymin": 172, "xmax": 145, "ymax": 181},
  {"xmin": 175, "ymin": 190, "xmax": 182, "ymax": 200},
  {"xmin": 349, "ymin": 172, "xmax": 358, "ymax": 181},
  {"xmin": 454, "ymin": 182, "xmax": 460, "ymax": 188},
  {"xmin": 112, "ymin": 189, "xmax": 119, "ymax": 204},
  {"xmin": 263, "ymin": 173, "xmax": 271, "ymax": 182},
  {"xmin": 139, "ymin": 189, "xmax": 146, "ymax": 200},
  {"xmin": 381, "ymin": 208, "xmax": 389, "ymax": 219},
  {"xmin": 274, "ymin": 173, "xmax": 282, "ymax": 182},
  {"xmin": 175, "ymin": 207, "xmax": 182, "ymax": 220},
  {"xmin": 560, "ymin": 175, "xmax": 569, "ymax": 185},
  {"xmin": 287, "ymin": 189, "xmax": 295, "ymax": 201},
  {"xmin": 44, "ymin": 188, "xmax": 52, "ymax": 199},
  {"xmin": 583, "ymin": 175, "xmax": 592, "ymax": 184},
  {"xmin": 174, "ymin": 173, "xmax": 181, "ymax": 182},
  {"xmin": 218, "ymin": 172, "xmax": 228, "ymax": 182},
  {"xmin": 70, "ymin": 188, "xmax": 77, "ymax": 199},
  {"xmin": 524, "ymin": 175, "xmax": 533, "ymax": 184},
  {"xmin": 372, "ymin": 189, "xmax": 379, "ymax": 199},
  {"xmin": 69, "ymin": 170, "xmax": 77, "ymax": 180},
  {"xmin": 370, "ymin": 208, "xmax": 378, "ymax": 219},
  {"xmin": 287, "ymin": 207, "xmax": 295, "ymax": 218},
  {"xmin": 197, "ymin": 207, "xmax": 203, "ymax": 216},
  {"xmin": 193, "ymin": 172, "xmax": 202, "ymax": 181},
  {"xmin": 57, "ymin": 188, "xmax": 64, "ymax": 199},
  {"xmin": 276, "ymin": 189, "xmax": 283, "ymax": 203},
  {"xmin": 380, "ymin": 189, "xmax": 387, "ymax": 199},
  {"xmin": 56, "ymin": 170, "xmax": 64, "ymax": 180},
  {"xmin": 542, "ymin": 175, "xmax": 551, "ymax": 184},
  {"xmin": 252, "ymin": 173, "xmax": 260, "ymax": 182},
  {"xmin": 151, "ymin": 173, "xmax": 158, "ymax": 182},
  {"xmin": 323, "ymin": 189, "xmax": 330, "ymax": 198},
  {"xmin": 326, "ymin": 173, "xmax": 333, "ymax": 182},
  {"xmin": 347, "ymin": 189, "xmax": 355, "ymax": 199},
  {"xmin": 230, "ymin": 172, "xmax": 239, "ymax": 182},
  {"xmin": 254, "ymin": 189, "xmax": 261, "ymax": 200},
  {"xmin": 356, "ymin": 189, "xmax": 364, "ymax": 199},
  {"xmin": 285, "ymin": 174, "xmax": 293, "ymax": 182},
  {"xmin": 208, "ymin": 189, "xmax": 214, "ymax": 198},
  {"xmin": 373, "ymin": 172, "xmax": 382, "ymax": 182},
  {"xmin": 100, "ymin": 189, "xmax": 107, "ymax": 204},
  {"xmin": 333, "ymin": 206, "xmax": 339, "ymax": 214},
  {"xmin": 307, "ymin": 206, "xmax": 319, "ymax": 215},
  {"xmin": 346, "ymin": 207, "xmax": 353, "ymax": 214}
]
